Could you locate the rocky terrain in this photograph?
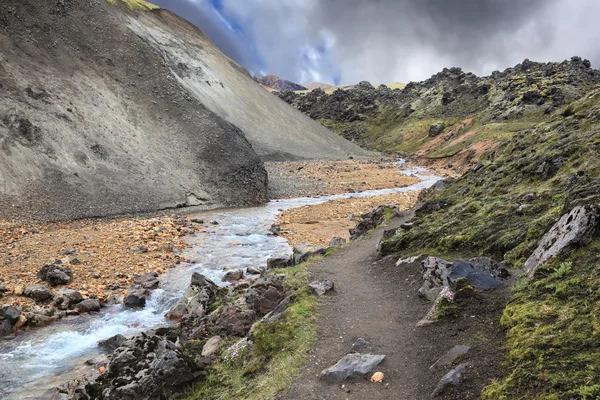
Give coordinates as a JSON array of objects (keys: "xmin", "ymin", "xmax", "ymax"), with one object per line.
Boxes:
[
  {"xmin": 256, "ymin": 75, "xmax": 308, "ymax": 91},
  {"xmin": 278, "ymin": 57, "xmax": 600, "ymax": 171},
  {"xmin": 0, "ymin": 0, "xmax": 369, "ymax": 222}
]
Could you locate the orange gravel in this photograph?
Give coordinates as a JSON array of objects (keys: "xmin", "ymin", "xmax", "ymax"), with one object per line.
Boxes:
[
  {"xmin": 266, "ymin": 158, "xmax": 420, "ymax": 196},
  {"xmin": 0, "ymin": 216, "xmax": 201, "ymax": 305},
  {"xmin": 278, "ymin": 192, "xmax": 419, "ymax": 247}
]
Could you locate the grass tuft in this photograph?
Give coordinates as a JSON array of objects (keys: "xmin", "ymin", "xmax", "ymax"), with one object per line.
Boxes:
[{"xmin": 105, "ymin": 0, "xmax": 159, "ymax": 11}]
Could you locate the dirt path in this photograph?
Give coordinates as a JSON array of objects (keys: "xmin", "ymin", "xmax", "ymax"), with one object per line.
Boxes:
[{"xmin": 280, "ymin": 214, "xmax": 507, "ymax": 400}]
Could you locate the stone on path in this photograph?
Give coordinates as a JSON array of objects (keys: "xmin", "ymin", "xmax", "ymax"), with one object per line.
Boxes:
[
  {"xmin": 309, "ymin": 279, "xmax": 334, "ymax": 296},
  {"xmin": 328, "ymin": 237, "xmax": 347, "ymax": 247},
  {"xmin": 319, "ymin": 353, "xmax": 386, "ymax": 383}
]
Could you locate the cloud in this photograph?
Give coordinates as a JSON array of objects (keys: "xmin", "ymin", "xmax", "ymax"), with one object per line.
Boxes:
[{"xmin": 152, "ymin": 0, "xmax": 600, "ymax": 85}]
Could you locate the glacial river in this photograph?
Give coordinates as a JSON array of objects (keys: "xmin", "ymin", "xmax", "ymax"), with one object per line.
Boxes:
[{"xmin": 0, "ymin": 162, "xmax": 441, "ymax": 399}]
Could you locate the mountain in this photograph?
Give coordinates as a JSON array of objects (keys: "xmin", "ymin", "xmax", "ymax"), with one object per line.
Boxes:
[
  {"xmin": 256, "ymin": 75, "xmax": 308, "ymax": 91},
  {"xmin": 305, "ymin": 82, "xmax": 332, "ymax": 90},
  {"xmin": 278, "ymin": 58, "xmax": 600, "ymax": 170},
  {"xmin": 0, "ymin": 0, "xmax": 369, "ymax": 221}
]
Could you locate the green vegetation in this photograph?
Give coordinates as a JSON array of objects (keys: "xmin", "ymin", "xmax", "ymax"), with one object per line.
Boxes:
[
  {"xmin": 105, "ymin": 0, "xmax": 159, "ymax": 11},
  {"xmin": 184, "ymin": 260, "xmax": 320, "ymax": 400},
  {"xmin": 379, "ymin": 89, "xmax": 600, "ymax": 398}
]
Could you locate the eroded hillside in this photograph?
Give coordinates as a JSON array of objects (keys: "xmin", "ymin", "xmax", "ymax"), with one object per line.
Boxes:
[{"xmin": 0, "ymin": 0, "xmax": 368, "ymax": 222}]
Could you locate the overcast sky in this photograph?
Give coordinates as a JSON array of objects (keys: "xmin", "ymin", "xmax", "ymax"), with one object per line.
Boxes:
[{"xmin": 152, "ymin": 0, "xmax": 600, "ymax": 85}]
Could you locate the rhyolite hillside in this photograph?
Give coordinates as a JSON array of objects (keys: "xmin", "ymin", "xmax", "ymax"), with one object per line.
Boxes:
[{"xmin": 0, "ymin": 0, "xmax": 369, "ymax": 222}]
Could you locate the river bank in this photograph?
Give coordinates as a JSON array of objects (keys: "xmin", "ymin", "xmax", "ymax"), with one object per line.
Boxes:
[{"xmin": 0, "ymin": 157, "xmax": 443, "ymax": 399}]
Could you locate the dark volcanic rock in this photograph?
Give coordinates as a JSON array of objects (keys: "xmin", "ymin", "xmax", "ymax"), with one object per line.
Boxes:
[
  {"xmin": 319, "ymin": 353, "xmax": 386, "ymax": 383},
  {"xmin": 133, "ymin": 272, "xmax": 159, "ymax": 289},
  {"xmin": 23, "ymin": 284, "xmax": 52, "ymax": 301},
  {"xmin": 212, "ymin": 305, "xmax": 257, "ymax": 336},
  {"xmin": 37, "ymin": 264, "xmax": 73, "ymax": 286},
  {"xmin": 245, "ymin": 276, "xmax": 285, "ymax": 316},
  {"xmin": 98, "ymin": 334, "xmax": 128, "ymax": 352},
  {"xmin": 293, "ymin": 243, "xmax": 327, "ymax": 264},
  {"xmin": 350, "ymin": 205, "xmax": 397, "ymax": 240},
  {"xmin": 0, "ymin": 320, "xmax": 12, "ymax": 337},
  {"xmin": 53, "ymin": 289, "xmax": 84, "ymax": 310},
  {"xmin": 124, "ymin": 288, "xmax": 149, "ymax": 308},
  {"xmin": 266, "ymin": 256, "xmax": 293, "ymax": 269},
  {"xmin": 97, "ymin": 333, "xmax": 201, "ymax": 400},
  {"xmin": 431, "ymin": 364, "xmax": 466, "ymax": 397},
  {"xmin": 2, "ymin": 306, "xmax": 21, "ymax": 325},
  {"xmin": 75, "ymin": 299, "xmax": 101, "ymax": 313}
]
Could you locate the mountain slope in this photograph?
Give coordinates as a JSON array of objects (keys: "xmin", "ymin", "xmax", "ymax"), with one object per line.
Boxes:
[
  {"xmin": 256, "ymin": 75, "xmax": 308, "ymax": 91},
  {"xmin": 279, "ymin": 59, "xmax": 600, "ymax": 169},
  {"xmin": 0, "ymin": 0, "xmax": 368, "ymax": 222}
]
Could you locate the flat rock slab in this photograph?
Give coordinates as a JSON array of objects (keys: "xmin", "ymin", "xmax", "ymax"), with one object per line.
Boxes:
[
  {"xmin": 319, "ymin": 353, "xmax": 385, "ymax": 383},
  {"xmin": 309, "ymin": 279, "xmax": 334, "ymax": 296},
  {"xmin": 525, "ymin": 205, "xmax": 597, "ymax": 277},
  {"xmin": 449, "ymin": 261, "xmax": 501, "ymax": 290},
  {"xmin": 430, "ymin": 345, "xmax": 470, "ymax": 369}
]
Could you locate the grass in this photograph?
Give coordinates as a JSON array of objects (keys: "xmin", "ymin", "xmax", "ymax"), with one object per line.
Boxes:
[
  {"xmin": 184, "ymin": 260, "xmax": 320, "ymax": 400},
  {"xmin": 105, "ymin": 0, "xmax": 159, "ymax": 11}
]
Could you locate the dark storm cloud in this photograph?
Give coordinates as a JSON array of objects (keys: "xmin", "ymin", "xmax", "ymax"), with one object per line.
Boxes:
[{"xmin": 155, "ymin": 0, "xmax": 600, "ymax": 85}]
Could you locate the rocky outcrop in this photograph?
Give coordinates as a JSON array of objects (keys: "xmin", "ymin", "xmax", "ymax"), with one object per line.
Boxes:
[
  {"xmin": 90, "ymin": 333, "xmax": 201, "ymax": 400},
  {"xmin": 293, "ymin": 243, "xmax": 327, "ymax": 264},
  {"xmin": 350, "ymin": 205, "xmax": 398, "ymax": 240},
  {"xmin": 525, "ymin": 205, "xmax": 598, "ymax": 277},
  {"xmin": 278, "ymin": 58, "xmax": 600, "ymax": 150},
  {"xmin": 419, "ymin": 256, "xmax": 508, "ymax": 300}
]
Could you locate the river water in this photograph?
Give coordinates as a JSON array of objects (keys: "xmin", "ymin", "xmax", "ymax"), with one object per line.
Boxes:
[{"xmin": 0, "ymin": 163, "xmax": 440, "ymax": 399}]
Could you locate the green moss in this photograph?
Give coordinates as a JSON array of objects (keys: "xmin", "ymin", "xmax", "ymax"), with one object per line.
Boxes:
[{"xmin": 105, "ymin": 0, "xmax": 159, "ymax": 11}]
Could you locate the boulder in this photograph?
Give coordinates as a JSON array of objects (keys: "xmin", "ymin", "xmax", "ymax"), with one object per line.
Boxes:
[
  {"xmin": 266, "ymin": 256, "xmax": 293, "ymax": 269},
  {"xmin": 165, "ymin": 300, "xmax": 188, "ymax": 322},
  {"xmin": 430, "ymin": 364, "xmax": 466, "ymax": 397},
  {"xmin": 133, "ymin": 272, "xmax": 160, "ymax": 290},
  {"xmin": 262, "ymin": 296, "xmax": 292, "ymax": 323},
  {"xmin": 98, "ymin": 334, "xmax": 128, "ymax": 352},
  {"xmin": 75, "ymin": 299, "xmax": 101, "ymax": 313},
  {"xmin": 222, "ymin": 269, "xmax": 244, "ymax": 282},
  {"xmin": 124, "ymin": 288, "xmax": 148, "ymax": 308},
  {"xmin": 201, "ymin": 336, "xmax": 223, "ymax": 357},
  {"xmin": 309, "ymin": 279, "xmax": 334, "ymax": 296},
  {"xmin": 328, "ymin": 237, "xmax": 347, "ymax": 247},
  {"xmin": 246, "ymin": 266, "xmax": 263, "ymax": 275},
  {"xmin": 0, "ymin": 319, "xmax": 12, "ymax": 337},
  {"xmin": 319, "ymin": 353, "xmax": 386, "ymax": 383},
  {"xmin": 245, "ymin": 284, "xmax": 285, "ymax": 316},
  {"xmin": 23, "ymin": 284, "xmax": 52, "ymax": 301},
  {"xmin": 212, "ymin": 305, "xmax": 257, "ymax": 336},
  {"xmin": 183, "ymin": 273, "xmax": 220, "ymax": 316},
  {"xmin": 293, "ymin": 243, "xmax": 326, "ymax": 264},
  {"xmin": 428, "ymin": 122, "xmax": 445, "ymax": 137},
  {"xmin": 37, "ymin": 264, "xmax": 73, "ymax": 286},
  {"xmin": 350, "ymin": 205, "xmax": 398, "ymax": 240},
  {"xmin": 525, "ymin": 205, "xmax": 598, "ymax": 277},
  {"xmin": 53, "ymin": 289, "xmax": 84, "ymax": 310},
  {"xmin": 99, "ymin": 334, "xmax": 201, "ymax": 399},
  {"xmin": 269, "ymin": 224, "xmax": 281, "ymax": 235},
  {"xmin": 2, "ymin": 306, "xmax": 21, "ymax": 325}
]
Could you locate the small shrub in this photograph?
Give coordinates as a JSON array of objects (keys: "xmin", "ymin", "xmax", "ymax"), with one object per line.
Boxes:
[{"xmin": 551, "ymin": 262, "xmax": 572, "ymax": 279}]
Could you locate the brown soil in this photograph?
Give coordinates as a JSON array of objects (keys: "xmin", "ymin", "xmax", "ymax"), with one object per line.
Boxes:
[
  {"xmin": 0, "ymin": 216, "xmax": 202, "ymax": 305},
  {"xmin": 265, "ymin": 158, "xmax": 420, "ymax": 198},
  {"xmin": 278, "ymin": 192, "xmax": 418, "ymax": 247},
  {"xmin": 280, "ymin": 217, "xmax": 508, "ymax": 400}
]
